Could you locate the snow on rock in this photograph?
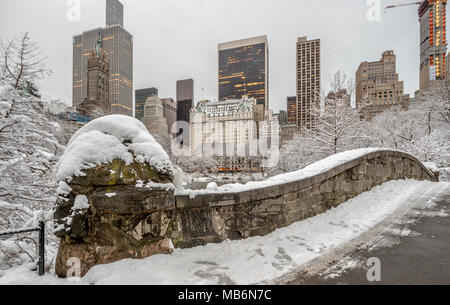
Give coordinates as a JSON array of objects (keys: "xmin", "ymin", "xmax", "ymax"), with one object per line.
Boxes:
[
  {"xmin": 56, "ymin": 181, "xmax": 72, "ymax": 196},
  {"xmin": 206, "ymin": 182, "xmax": 218, "ymax": 191},
  {"xmin": 423, "ymin": 162, "xmax": 439, "ymax": 173},
  {"xmin": 177, "ymin": 148, "xmax": 384, "ymax": 197},
  {"xmin": 56, "ymin": 115, "xmax": 173, "ymax": 182},
  {"xmin": 72, "ymin": 195, "xmax": 89, "ymax": 211}
]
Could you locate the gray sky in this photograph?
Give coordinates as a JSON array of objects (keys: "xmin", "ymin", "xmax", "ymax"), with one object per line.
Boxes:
[{"xmin": 1, "ymin": 0, "xmax": 448, "ymax": 113}]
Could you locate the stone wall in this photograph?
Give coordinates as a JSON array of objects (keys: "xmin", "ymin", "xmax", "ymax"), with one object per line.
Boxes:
[
  {"xmin": 54, "ymin": 159, "xmax": 175, "ymax": 277},
  {"xmin": 171, "ymin": 150, "xmax": 438, "ymax": 248}
]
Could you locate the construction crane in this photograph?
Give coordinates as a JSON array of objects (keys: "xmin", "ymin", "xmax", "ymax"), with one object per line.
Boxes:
[{"xmin": 385, "ymin": 1, "xmax": 422, "ymax": 13}]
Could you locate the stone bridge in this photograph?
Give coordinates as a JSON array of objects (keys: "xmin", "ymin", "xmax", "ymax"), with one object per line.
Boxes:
[
  {"xmin": 54, "ymin": 149, "xmax": 438, "ymax": 277},
  {"xmin": 172, "ymin": 150, "xmax": 438, "ymax": 247}
]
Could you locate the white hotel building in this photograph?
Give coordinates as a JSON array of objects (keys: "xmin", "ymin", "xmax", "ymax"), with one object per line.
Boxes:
[{"xmin": 190, "ymin": 97, "xmax": 279, "ymax": 172}]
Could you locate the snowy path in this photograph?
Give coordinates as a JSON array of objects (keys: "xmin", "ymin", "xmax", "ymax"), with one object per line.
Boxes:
[
  {"xmin": 282, "ymin": 182, "xmax": 450, "ymax": 284},
  {"xmin": 1, "ymin": 179, "xmax": 448, "ymax": 285}
]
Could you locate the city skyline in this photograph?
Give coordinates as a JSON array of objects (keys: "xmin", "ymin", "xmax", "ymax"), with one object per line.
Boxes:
[{"xmin": 1, "ymin": 0, "xmax": 448, "ymax": 114}]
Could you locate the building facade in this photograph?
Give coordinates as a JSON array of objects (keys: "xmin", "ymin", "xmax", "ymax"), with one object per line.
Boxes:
[
  {"xmin": 135, "ymin": 87, "xmax": 158, "ymax": 121},
  {"xmin": 356, "ymin": 50, "xmax": 410, "ymax": 120},
  {"xmin": 77, "ymin": 38, "xmax": 110, "ymax": 119},
  {"xmin": 448, "ymin": 51, "xmax": 450, "ymax": 82},
  {"xmin": 218, "ymin": 35, "xmax": 269, "ymax": 110},
  {"xmin": 287, "ymin": 96, "xmax": 297, "ymax": 125},
  {"xmin": 418, "ymin": 0, "xmax": 448, "ymax": 90},
  {"xmin": 190, "ymin": 97, "xmax": 274, "ymax": 172},
  {"xmin": 106, "ymin": 0, "xmax": 124, "ymax": 27},
  {"xmin": 141, "ymin": 96, "xmax": 168, "ymax": 142},
  {"xmin": 327, "ymin": 89, "xmax": 351, "ymax": 108},
  {"xmin": 296, "ymin": 36, "xmax": 321, "ymax": 129},
  {"xmin": 161, "ymin": 98, "xmax": 177, "ymax": 135},
  {"xmin": 73, "ymin": 0, "xmax": 133, "ymax": 116},
  {"xmin": 278, "ymin": 110, "xmax": 288, "ymax": 126},
  {"xmin": 176, "ymin": 79, "xmax": 194, "ymax": 123}
]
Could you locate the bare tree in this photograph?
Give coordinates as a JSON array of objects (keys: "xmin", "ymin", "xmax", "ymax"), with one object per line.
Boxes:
[
  {"xmin": 301, "ymin": 71, "xmax": 362, "ymax": 157},
  {"xmin": 0, "ymin": 32, "xmax": 51, "ymax": 90},
  {"xmin": 420, "ymin": 81, "xmax": 450, "ymax": 127}
]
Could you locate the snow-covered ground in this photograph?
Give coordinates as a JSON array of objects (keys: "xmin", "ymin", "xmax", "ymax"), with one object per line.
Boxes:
[{"xmin": 1, "ymin": 179, "xmax": 447, "ymax": 285}]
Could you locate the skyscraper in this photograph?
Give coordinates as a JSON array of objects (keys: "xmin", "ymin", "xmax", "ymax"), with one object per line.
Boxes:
[
  {"xmin": 142, "ymin": 96, "xmax": 168, "ymax": 143},
  {"xmin": 356, "ymin": 50, "xmax": 410, "ymax": 120},
  {"xmin": 135, "ymin": 88, "xmax": 158, "ymax": 121},
  {"xmin": 278, "ymin": 110, "xmax": 288, "ymax": 126},
  {"xmin": 106, "ymin": 0, "xmax": 124, "ymax": 27},
  {"xmin": 296, "ymin": 36, "xmax": 320, "ymax": 129},
  {"xmin": 176, "ymin": 79, "xmax": 194, "ymax": 123},
  {"xmin": 218, "ymin": 35, "xmax": 269, "ymax": 110},
  {"xmin": 286, "ymin": 96, "xmax": 297, "ymax": 125},
  {"xmin": 161, "ymin": 98, "xmax": 177, "ymax": 135},
  {"xmin": 73, "ymin": 0, "xmax": 133, "ymax": 116},
  {"xmin": 418, "ymin": 0, "xmax": 447, "ymax": 90},
  {"xmin": 77, "ymin": 37, "xmax": 110, "ymax": 118}
]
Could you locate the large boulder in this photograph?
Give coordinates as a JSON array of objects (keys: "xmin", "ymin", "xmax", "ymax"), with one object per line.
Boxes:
[{"xmin": 53, "ymin": 115, "xmax": 178, "ymax": 278}]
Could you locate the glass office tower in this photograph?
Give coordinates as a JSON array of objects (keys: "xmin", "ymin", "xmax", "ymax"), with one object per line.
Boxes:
[
  {"xmin": 135, "ymin": 88, "xmax": 158, "ymax": 121},
  {"xmin": 218, "ymin": 35, "xmax": 269, "ymax": 110}
]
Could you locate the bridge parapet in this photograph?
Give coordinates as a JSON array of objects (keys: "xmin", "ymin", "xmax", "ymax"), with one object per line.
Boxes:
[{"xmin": 172, "ymin": 150, "xmax": 438, "ymax": 247}]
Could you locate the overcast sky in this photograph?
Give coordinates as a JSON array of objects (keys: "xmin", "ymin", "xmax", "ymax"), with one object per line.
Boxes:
[{"xmin": 1, "ymin": 0, "xmax": 448, "ymax": 113}]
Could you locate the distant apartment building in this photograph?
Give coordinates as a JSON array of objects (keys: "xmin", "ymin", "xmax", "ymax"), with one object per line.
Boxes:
[
  {"xmin": 190, "ymin": 97, "xmax": 275, "ymax": 172},
  {"xmin": 76, "ymin": 38, "xmax": 110, "ymax": 119},
  {"xmin": 161, "ymin": 98, "xmax": 177, "ymax": 135},
  {"xmin": 218, "ymin": 35, "xmax": 269, "ymax": 110},
  {"xmin": 73, "ymin": 0, "xmax": 133, "ymax": 116},
  {"xmin": 327, "ymin": 89, "xmax": 351, "ymax": 107},
  {"xmin": 296, "ymin": 36, "xmax": 321, "ymax": 129},
  {"xmin": 418, "ymin": 0, "xmax": 447, "ymax": 90},
  {"xmin": 356, "ymin": 50, "xmax": 410, "ymax": 120},
  {"xmin": 135, "ymin": 87, "xmax": 158, "ymax": 121},
  {"xmin": 286, "ymin": 96, "xmax": 297, "ymax": 125},
  {"xmin": 176, "ymin": 79, "xmax": 194, "ymax": 123},
  {"xmin": 141, "ymin": 96, "xmax": 168, "ymax": 142},
  {"xmin": 278, "ymin": 110, "xmax": 288, "ymax": 126}
]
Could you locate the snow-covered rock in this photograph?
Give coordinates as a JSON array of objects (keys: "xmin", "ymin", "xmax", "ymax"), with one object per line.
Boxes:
[
  {"xmin": 56, "ymin": 115, "xmax": 173, "ymax": 182},
  {"xmin": 53, "ymin": 115, "xmax": 176, "ymax": 278}
]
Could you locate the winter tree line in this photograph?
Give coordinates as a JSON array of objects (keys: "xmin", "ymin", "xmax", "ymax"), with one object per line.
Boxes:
[
  {"xmin": 276, "ymin": 72, "xmax": 450, "ymax": 181},
  {"xmin": 0, "ymin": 33, "xmax": 74, "ymax": 271},
  {"xmin": 0, "ymin": 33, "xmax": 448, "ymax": 272}
]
